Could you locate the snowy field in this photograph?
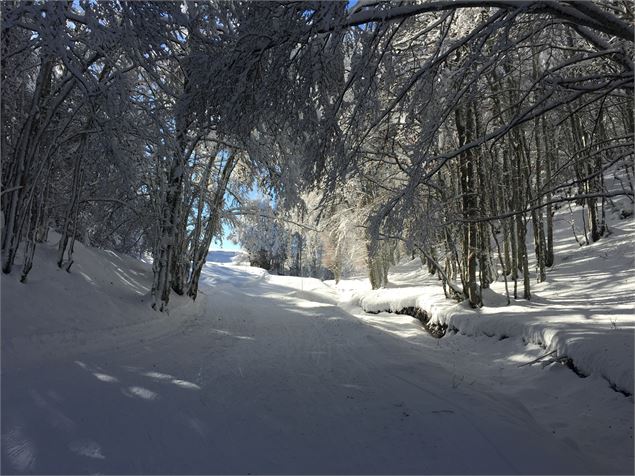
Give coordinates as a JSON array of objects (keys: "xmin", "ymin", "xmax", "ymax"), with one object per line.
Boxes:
[{"xmin": 1, "ymin": 226, "xmax": 634, "ymax": 474}]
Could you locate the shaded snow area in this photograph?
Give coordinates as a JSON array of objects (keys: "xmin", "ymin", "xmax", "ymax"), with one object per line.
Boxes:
[
  {"xmin": 1, "ymin": 232, "xmax": 206, "ymax": 370},
  {"xmin": 1, "ymin": 229, "xmax": 633, "ymax": 474},
  {"xmin": 342, "ymin": 217, "xmax": 635, "ymax": 396},
  {"xmin": 333, "ymin": 215, "xmax": 635, "ymax": 473}
]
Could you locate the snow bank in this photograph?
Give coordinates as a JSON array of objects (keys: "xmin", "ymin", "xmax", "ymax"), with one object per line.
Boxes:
[
  {"xmin": 1, "ymin": 232, "xmax": 206, "ymax": 367},
  {"xmin": 347, "ymin": 216, "xmax": 635, "ymax": 396},
  {"xmin": 230, "ymin": 250, "xmax": 251, "ymax": 266}
]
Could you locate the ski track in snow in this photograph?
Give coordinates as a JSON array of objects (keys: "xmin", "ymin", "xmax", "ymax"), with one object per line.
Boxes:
[{"xmin": 2, "ymin": 256, "xmax": 633, "ymax": 474}]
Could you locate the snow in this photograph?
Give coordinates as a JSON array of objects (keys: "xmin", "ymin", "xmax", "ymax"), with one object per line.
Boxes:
[
  {"xmin": 206, "ymin": 250, "xmax": 241, "ymax": 264},
  {"xmin": 2, "ymin": 223, "xmax": 634, "ymax": 474},
  {"xmin": 2, "ymin": 231, "xmax": 205, "ymax": 370},
  {"xmin": 341, "ymin": 215, "xmax": 635, "ymax": 397}
]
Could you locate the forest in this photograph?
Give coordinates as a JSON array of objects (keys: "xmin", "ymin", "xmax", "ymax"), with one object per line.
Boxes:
[
  {"xmin": 2, "ymin": 2, "xmax": 635, "ymax": 474},
  {"xmin": 2, "ymin": 0, "xmax": 633, "ymax": 310}
]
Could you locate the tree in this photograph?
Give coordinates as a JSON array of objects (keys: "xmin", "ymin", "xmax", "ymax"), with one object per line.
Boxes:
[
  {"xmin": 2, "ymin": 0, "xmax": 632, "ymax": 313},
  {"xmin": 231, "ymin": 199, "xmax": 289, "ymax": 274}
]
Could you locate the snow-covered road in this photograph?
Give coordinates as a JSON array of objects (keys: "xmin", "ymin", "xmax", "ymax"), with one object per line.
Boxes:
[{"xmin": 0, "ymin": 260, "xmax": 612, "ymax": 474}]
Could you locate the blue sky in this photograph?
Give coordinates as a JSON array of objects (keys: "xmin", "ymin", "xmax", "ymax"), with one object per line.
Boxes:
[{"xmin": 209, "ymin": 222, "xmax": 242, "ymax": 251}]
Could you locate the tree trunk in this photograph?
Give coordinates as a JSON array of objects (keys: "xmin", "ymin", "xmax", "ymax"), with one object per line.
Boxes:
[
  {"xmin": 186, "ymin": 154, "xmax": 237, "ymax": 300},
  {"xmin": 541, "ymin": 116, "xmax": 555, "ymax": 267},
  {"xmin": 2, "ymin": 56, "xmax": 53, "ymax": 273},
  {"xmin": 455, "ymin": 107, "xmax": 480, "ymax": 307},
  {"xmin": 57, "ymin": 128, "xmax": 87, "ymax": 269}
]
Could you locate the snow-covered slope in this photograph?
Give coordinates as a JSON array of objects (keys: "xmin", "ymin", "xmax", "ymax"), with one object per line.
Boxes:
[
  {"xmin": 338, "ymin": 214, "xmax": 635, "ymax": 396},
  {"xmin": 1, "ymin": 232, "xmax": 205, "ymax": 369}
]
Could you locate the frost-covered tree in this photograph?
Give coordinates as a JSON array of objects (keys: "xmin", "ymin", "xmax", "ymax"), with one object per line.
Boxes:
[
  {"xmin": 231, "ymin": 199, "xmax": 289, "ymax": 274},
  {"xmin": 304, "ymin": 0, "xmax": 633, "ymax": 304},
  {"xmin": 2, "ymin": 0, "xmax": 632, "ymax": 313}
]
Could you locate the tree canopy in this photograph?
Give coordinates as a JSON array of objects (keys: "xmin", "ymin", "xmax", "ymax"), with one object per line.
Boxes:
[{"xmin": 2, "ymin": 0, "xmax": 632, "ymax": 309}]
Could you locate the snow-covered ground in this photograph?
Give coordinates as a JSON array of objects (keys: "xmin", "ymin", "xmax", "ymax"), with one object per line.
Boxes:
[
  {"xmin": 328, "ymin": 212, "xmax": 635, "ymax": 473},
  {"xmin": 1, "ymin": 232, "xmax": 205, "ymax": 371},
  {"xmin": 2, "ymin": 225, "xmax": 633, "ymax": 474},
  {"xmin": 339, "ymin": 214, "xmax": 635, "ymax": 395}
]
